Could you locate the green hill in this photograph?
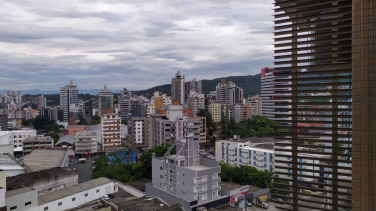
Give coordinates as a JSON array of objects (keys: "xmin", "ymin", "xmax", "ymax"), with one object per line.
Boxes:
[{"xmin": 133, "ymin": 73, "xmax": 261, "ymax": 97}]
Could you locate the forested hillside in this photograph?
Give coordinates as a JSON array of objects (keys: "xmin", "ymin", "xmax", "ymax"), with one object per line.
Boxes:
[{"xmin": 133, "ymin": 73, "xmax": 261, "ymax": 97}]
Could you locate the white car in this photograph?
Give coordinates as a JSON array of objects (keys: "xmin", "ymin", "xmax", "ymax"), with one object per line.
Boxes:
[{"xmin": 101, "ymin": 195, "xmax": 110, "ymax": 201}]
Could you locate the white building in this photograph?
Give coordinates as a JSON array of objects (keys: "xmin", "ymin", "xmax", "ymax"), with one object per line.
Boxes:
[
  {"xmin": 260, "ymin": 67, "xmax": 291, "ymax": 121},
  {"xmin": 5, "ymin": 177, "xmax": 118, "ymax": 211},
  {"xmin": 215, "ymin": 137, "xmax": 275, "ymax": 171},
  {"xmin": 146, "ymin": 92, "xmax": 172, "ymax": 117},
  {"xmin": 208, "ymin": 103, "xmax": 221, "ymax": 122},
  {"xmin": 101, "ymin": 113, "xmax": 121, "ymax": 150},
  {"xmin": 0, "ymin": 130, "xmax": 37, "ymax": 154}
]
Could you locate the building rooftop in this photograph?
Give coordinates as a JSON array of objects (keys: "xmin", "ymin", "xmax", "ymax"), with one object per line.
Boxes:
[
  {"xmin": 6, "ymin": 167, "xmax": 78, "ymax": 191},
  {"xmin": 224, "ymin": 136, "xmax": 277, "ymax": 144},
  {"xmin": 38, "ymin": 177, "xmax": 112, "ymax": 205},
  {"xmin": 23, "ymin": 149, "xmax": 68, "ymax": 172},
  {"xmin": 219, "ymin": 182, "xmax": 262, "ymax": 193},
  {"xmin": 0, "ymin": 154, "xmax": 24, "ymax": 170},
  {"xmin": 6, "ymin": 187, "xmax": 35, "ymax": 198},
  {"xmin": 185, "ymin": 164, "xmax": 212, "ymax": 171},
  {"xmin": 115, "ymin": 197, "xmax": 172, "ymax": 211},
  {"xmin": 56, "ymin": 134, "xmax": 75, "ymax": 146},
  {"xmin": 23, "ymin": 136, "xmax": 52, "ymax": 142}
]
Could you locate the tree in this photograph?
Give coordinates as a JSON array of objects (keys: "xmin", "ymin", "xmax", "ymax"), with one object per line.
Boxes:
[
  {"xmin": 32, "ymin": 116, "xmax": 54, "ymax": 130},
  {"xmin": 78, "ymin": 118, "xmax": 88, "ymax": 125},
  {"xmin": 89, "ymin": 115, "xmax": 101, "ymax": 125},
  {"xmin": 234, "ymin": 127, "xmax": 253, "ymax": 139},
  {"xmin": 121, "ymin": 119, "xmax": 128, "ymax": 125}
]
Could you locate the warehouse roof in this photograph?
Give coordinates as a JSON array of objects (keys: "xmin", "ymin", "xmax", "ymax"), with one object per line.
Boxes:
[
  {"xmin": 23, "ymin": 149, "xmax": 68, "ymax": 172},
  {"xmin": 38, "ymin": 177, "xmax": 112, "ymax": 205},
  {"xmin": 56, "ymin": 135, "xmax": 75, "ymax": 146}
]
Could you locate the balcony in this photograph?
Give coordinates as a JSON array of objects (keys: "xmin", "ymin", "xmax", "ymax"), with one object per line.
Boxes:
[{"xmin": 194, "ymin": 176, "xmax": 207, "ymax": 184}]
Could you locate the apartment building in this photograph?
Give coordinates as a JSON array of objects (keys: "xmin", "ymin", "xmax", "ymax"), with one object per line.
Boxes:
[
  {"xmin": 0, "ymin": 114, "xmax": 8, "ymax": 131},
  {"xmin": 22, "ymin": 136, "xmax": 54, "ymax": 156},
  {"xmin": 215, "ymin": 80, "xmax": 243, "ymax": 105},
  {"xmin": 187, "ymin": 91, "xmax": 205, "ymax": 116},
  {"xmin": 189, "ymin": 78, "xmax": 202, "ymax": 94},
  {"xmin": 146, "ymin": 135, "xmax": 221, "ymax": 211},
  {"xmin": 260, "ymin": 67, "xmax": 291, "ymax": 121},
  {"xmin": 59, "ymin": 81, "xmax": 78, "ymax": 122},
  {"xmin": 128, "ymin": 108, "xmax": 149, "ymax": 147},
  {"xmin": 119, "ymin": 88, "xmax": 131, "ymax": 121},
  {"xmin": 248, "ymin": 95, "xmax": 262, "ymax": 117},
  {"xmin": 0, "ymin": 130, "xmax": 37, "ymax": 155},
  {"xmin": 37, "ymin": 95, "xmax": 46, "ymax": 110},
  {"xmin": 208, "ymin": 103, "xmax": 221, "ymax": 123},
  {"xmin": 0, "ymin": 91, "xmax": 23, "ymax": 104},
  {"xmin": 189, "ymin": 116, "xmax": 206, "ymax": 144},
  {"xmin": 146, "ymin": 92, "xmax": 172, "ymax": 116},
  {"xmin": 215, "ymin": 137, "xmax": 274, "ymax": 171},
  {"xmin": 98, "ymin": 86, "xmax": 113, "ymax": 117},
  {"xmin": 271, "ymin": 1, "xmax": 375, "ymax": 210},
  {"xmin": 234, "ymin": 103, "xmax": 250, "ymax": 123},
  {"xmin": 149, "ymin": 105, "xmax": 200, "ymax": 148},
  {"xmin": 101, "ymin": 113, "xmax": 121, "ymax": 150},
  {"xmin": 171, "ymin": 71, "xmax": 185, "ymax": 105},
  {"xmin": 75, "ymin": 130, "xmax": 97, "ymax": 155}
]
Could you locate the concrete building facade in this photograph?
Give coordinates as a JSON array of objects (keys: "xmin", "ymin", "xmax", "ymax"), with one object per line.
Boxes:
[
  {"xmin": 101, "ymin": 113, "xmax": 121, "ymax": 150},
  {"xmin": 189, "ymin": 78, "xmax": 202, "ymax": 94},
  {"xmin": 171, "ymin": 71, "xmax": 185, "ymax": 105},
  {"xmin": 98, "ymin": 86, "xmax": 113, "ymax": 117},
  {"xmin": 216, "ymin": 80, "xmax": 243, "ymax": 105},
  {"xmin": 148, "ymin": 105, "xmax": 200, "ymax": 148},
  {"xmin": 36, "ymin": 95, "xmax": 46, "ymax": 110},
  {"xmin": 75, "ymin": 130, "xmax": 97, "ymax": 155},
  {"xmin": 119, "ymin": 88, "xmax": 131, "ymax": 121},
  {"xmin": 208, "ymin": 103, "xmax": 221, "ymax": 123},
  {"xmin": 187, "ymin": 91, "xmax": 205, "ymax": 117},
  {"xmin": 146, "ymin": 136, "xmax": 221, "ymax": 211},
  {"xmin": 128, "ymin": 117, "xmax": 149, "ymax": 147},
  {"xmin": 22, "ymin": 137, "xmax": 54, "ymax": 156},
  {"xmin": 189, "ymin": 117, "xmax": 206, "ymax": 144},
  {"xmin": 59, "ymin": 81, "xmax": 78, "ymax": 122}
]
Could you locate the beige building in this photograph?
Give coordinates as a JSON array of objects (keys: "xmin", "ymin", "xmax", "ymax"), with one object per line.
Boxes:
[
  {"xmin": 75, "ymin": 130, "xmax": 97, "ymax": 155},
  {"xmin": 22, "ymin": 136, "xmax": 54, "ymax": 156},
  {"xmin": 146, "ymin": 92, "xmax": 172, "ymax": 116},
  {"xmin": 128, "ymin": 117, "xmax": 149, "ymax": 147},
  {"xmin": 171, "ymin": 71, "xmax": 185, "ymax": 105},
  {"xmin": 208, "ymin": 103, "xmax": 221, "ymax": 122},
  {"xmin": 101, "ymin": 113, "xmax": 121, "ymax": 150},
  {"xmin": 187, "ymin": 91, "xmax": 205, "ymax": 116},
  {"xmin": 189, "ymin": 116, "xmax": 206, "ymax": 143},
  {"xmin": 234, "ymin": 103, "xmax": 250, "ymax": 123},
  {"xmin": 249, "ymin": 95, "xmax": 262, "ymax": 117}
]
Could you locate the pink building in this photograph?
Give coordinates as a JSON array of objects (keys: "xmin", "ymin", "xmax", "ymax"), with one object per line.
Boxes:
[{"xmin": 64, "ymin": 125, "xmax": 89, "ymax": 136}]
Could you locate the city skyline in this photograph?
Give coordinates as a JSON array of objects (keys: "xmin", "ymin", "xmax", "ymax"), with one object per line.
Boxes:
[{"xmin": 0, "ymin": 0, "xmax": 274, "ymax": 91}]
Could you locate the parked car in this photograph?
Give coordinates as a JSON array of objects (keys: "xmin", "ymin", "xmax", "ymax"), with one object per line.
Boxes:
[
  {"xmin": 101, "ymin": 195, "xmax": 110, "ymax": 201},
  {"xmin": 272, "ymin": 198, "xmax": 284, "ymax": 203},
  {"xmin": 107, "ymin": 193, "xmax": 115, "ymax": 198},
  {"xmin": 246, "ymin": 201, "xmax": 253, "ymax": 207}
]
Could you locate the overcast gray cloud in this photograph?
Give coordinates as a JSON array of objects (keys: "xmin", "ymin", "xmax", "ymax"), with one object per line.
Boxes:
[{"xmin": 0, "ymin": 0, "xmax": 274, "ymax": 91}]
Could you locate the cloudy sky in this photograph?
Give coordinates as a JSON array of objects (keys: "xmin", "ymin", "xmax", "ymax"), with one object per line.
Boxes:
[{"xmin": 0, "ymin": 0, "xmax": 274, "ymax": 91}]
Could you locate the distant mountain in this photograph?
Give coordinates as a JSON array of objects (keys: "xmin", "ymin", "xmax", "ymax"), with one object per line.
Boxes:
[{"xmin": 133, "ymin": 74, "xmax": 261, "ymax": 97}]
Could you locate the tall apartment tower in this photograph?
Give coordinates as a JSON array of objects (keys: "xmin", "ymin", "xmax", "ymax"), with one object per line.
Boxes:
[
  {"xmin": 171, "ymin": 71, "xmax": 185, "ymax": 105},
  {"xmin": 119, "ymin": 88, "xmax": 131, "ymax": 121},
  {"xmin": 216, "ymin": 80, "xmax": 243, "ymax": 104},
  {"xmin": 101, "ymin": 113, "xmax": 121, "ymax": 150},
  {"xmin": 59, "ymin": 81, "xmax": 78, "ymax": 122},
  {"xmin": 37, "ymin": 95, "xmax": 47, "ymax": 110},
  {"xmin": 98, "ymin": 86, "xmax": 113, "ymax": 117},
  {"xmin": 190, "ymin": 78, "xmax": 202, "ymax": 94},
  {"xmin": 260, "ymin": 67, "xmax": 291, "ymax": 121},
  {"xmin": 273, "ymin": 1, "xmax": 376, "ymax": 210}
]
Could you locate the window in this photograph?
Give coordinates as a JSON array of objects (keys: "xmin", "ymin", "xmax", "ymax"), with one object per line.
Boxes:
[
  {"xmin": 58, "ymin": 202, "xmax": 62, "ymax": 206},
  {"xmin": 96, "ymin": 189, "xmax": 99, "ymax": 193},
  {"xmin": 25, "ymin": 201, "xmax": 31, "ymax": 206},
  {"xmin": 85, "ymin": 193, "xmax": 88, "ymax": 197},
  {"xmin": 10, "ymin": 206, "xmax": 17, "ymax": 210},
  {"xmin": 72, "ymin": 197, "xmax": 76, "ymax": 201},
  {"xmin": 44, "ymin": 207, "xmax": 49, "ymax": 211}
]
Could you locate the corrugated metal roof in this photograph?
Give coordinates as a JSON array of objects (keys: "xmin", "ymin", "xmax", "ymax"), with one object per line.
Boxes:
[
  {"xmin": 38, "ymin": 177, "xmax": 112, "ymax": 205},
  {"xmin": 56, "ymin": 134, "xmax": 75, "ymax": 146},
  {"xmin": 23, "ymin": 149, "xmax": 67, "ymax": 172}
]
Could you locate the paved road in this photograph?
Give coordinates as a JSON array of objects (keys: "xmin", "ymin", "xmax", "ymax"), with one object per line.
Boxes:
[{"xmin": 69, "ymin": 162, "xmax": 93, "ymax": 183}]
